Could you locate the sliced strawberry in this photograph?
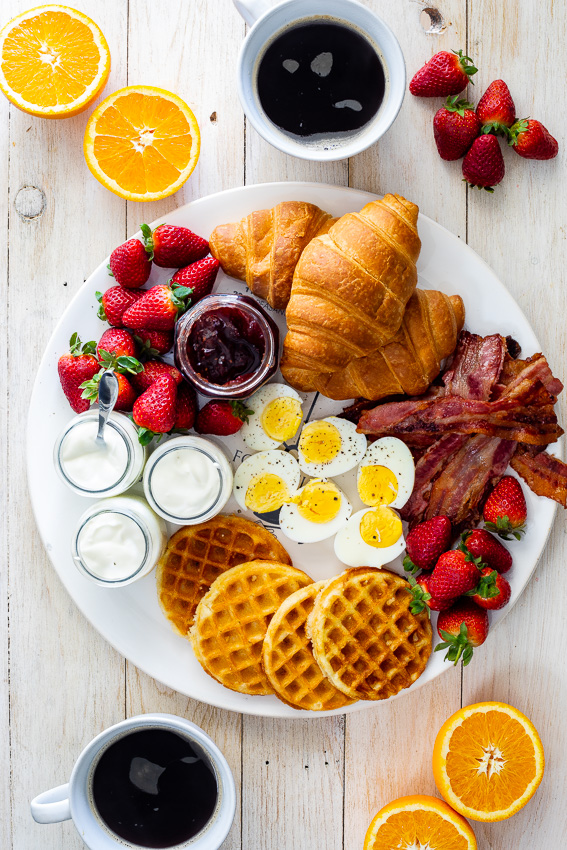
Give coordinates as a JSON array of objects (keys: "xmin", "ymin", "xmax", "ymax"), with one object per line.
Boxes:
[
  {"xmin": 121, "ymin": 283, "xmax": 192, "ymax": 331},
  {"xmin": 108, "ymin": 237, "xmax": 152, "ymax": 289},
  {"xmin": 409, "ymin": 49, "xmax": 477, "ymax": 98},
  {"xmin": 133, "ymin": 374, "xmax": 178, "ymax": 444},
  {"xmin": 57, "ymin": 333, "xmax": 99, "ymax": 413},
  {"xmin": 404, "ymin": 515, "xmax": 453, "ymax": 574},
  {"xmin": 435, "ymin": 599, "xmax": 489, "ymax": 665},
  {"xmin": 171, "ymin": 257, "xmax": 220, "ymax": 305},
  {"xmin": 96, "ymin": 286, "xmax": 143, "ymax": 328},
  {"xmin": 140, "ymin": 223, "xmax": 209, "ymax": 268}
]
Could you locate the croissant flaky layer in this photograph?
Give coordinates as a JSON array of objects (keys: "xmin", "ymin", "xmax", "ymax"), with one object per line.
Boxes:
[
  {"xmin": 281, "ymin": 290, "xmax": 465, "ymax": 401},
  {"xmin": 209, "ymin": 201, "xmax": 334, "ymax": 310}
]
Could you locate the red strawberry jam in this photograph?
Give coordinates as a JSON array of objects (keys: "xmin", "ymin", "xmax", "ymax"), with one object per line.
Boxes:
[{"xmin": 188, "ymin": 307, "xmax": 264, "ymax": 384}]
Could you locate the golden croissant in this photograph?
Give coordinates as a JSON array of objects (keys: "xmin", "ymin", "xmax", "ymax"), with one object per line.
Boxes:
[
  {"xmin": 209, "ymin": 200, "xmax": 334, "ymax": 310},
  {"xmin": 282, "ymin": 289, "xmax": 465, "ymax": 401}
]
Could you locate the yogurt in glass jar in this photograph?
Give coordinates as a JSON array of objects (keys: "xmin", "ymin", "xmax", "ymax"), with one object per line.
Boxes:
[
  {"xmin": 72, "ymin": 494, "xmax": 167, "ymax": 586},
  {"xmin": 143, "ymin": 435, "xmax": 233, "ymax": 525},
  {"xmin": 54, "ymin": 411, "xmax": 147, "ymax": 497}
]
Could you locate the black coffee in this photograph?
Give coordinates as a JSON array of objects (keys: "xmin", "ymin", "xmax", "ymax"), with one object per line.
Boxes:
[
  {"xmin": 92, "ymin": 729, "xmax": 218, "ymax": 848},
  {"xmin": 257, "ymin": 20, "xmax": 386, "ymax": 139}
]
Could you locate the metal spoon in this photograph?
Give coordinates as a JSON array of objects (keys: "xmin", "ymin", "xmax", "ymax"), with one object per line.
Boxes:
[{"xmin": 95, "ymin": 371, "xmax": 119, "ymax": 446}]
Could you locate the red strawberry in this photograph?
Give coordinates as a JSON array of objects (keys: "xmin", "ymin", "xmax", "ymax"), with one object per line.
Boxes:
[
  {"xmin": 96, "ymin": 286, "xmax": 142, "ymax": 327},
  {"xmin": 476, "ymin": 80, "xmax": 516, "ymax": 134},
  {"xmin": 97, "ymin": 328, "xmax": 136, "ymax": 361},
  {"xmin": 508, "ymin": 118, "xmax": 558, "ymax": 160},
  {"xmin": 130, "ymin": 360, "xmax": 183, "ymax": 393},
  {"xmin": 460, "ymin": 529, "xmax": 512, "ymax": 573},
  {"xmin": 409, "ymin": 49, "xmax": 477, "ymax": 97},
  {"xmin": 174, "ymin": 382, "xmax": 197, "ymax": 430},
  {"xmin": 469, "ymin": 566, "xmax": 511, "ymax": 611},
  {"xmin": 140, "ymin": 223, "xmax": 209, "ymax": 268},
  {"xmin": 462, "ymin": 134, "xmax": 505, "ymax": 191},
  {"xmin": 133, "ymin": 329, "xmax": 174, "ymax": 358},
  {"xmin": 171, "ymin": 256, "xmax": 220, "ymax": 304},
  {"xmin": 57, "ymin": 334, "xmax": 99, "ymax": 413},
  {"xmin": 195, "ymin": 400, "xmax": 253, "ymax": 436},
  {"xmin": 433, "ymin": 97, "xmax": 481, "ymax": 160},
  {"xmin": 108, "ymin": 237, "xmax": 152, "ymax": 289},
  {"xmin": 404, "ymin": 515, "xmax": 453, "ymax": 574},
  {"xmin": 133, "ymin": 374, "xmax": 178, "ymax": 444},
  {"xmin": 429, "ymin": 549, "xmax": 483, "ymax": 602},
  {"xmin": 483, "ymin": 476, "xmax": 527, "ymax": 539},
  {"xmin": 435, "ymin": 599, "xmax": 489, "ymax": 665},
  {"xmin": 122, "ymin": 283, "xmax": 192, "ymax": 331},
  {"xmin": 407, "ymin": 574, "xmax": 452, "ymax": 614},
  {"xmin": 80, "ymin": 370, "xmax": 136, "ymax": 412}
]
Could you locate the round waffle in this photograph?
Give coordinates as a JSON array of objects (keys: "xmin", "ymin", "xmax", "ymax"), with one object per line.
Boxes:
[
  {"xmin": 156, "ymin": 515, "xmax": 292, "ymax": 635},
  {"xmin": 262, "ymin": 582, "xmax": 357, "ymax": 711},
  {"xmin": 308, "ymin": 568, "xmax": 432, "ymax": 701},
  {"xmin": 190, "ymin": 560, "xmax": 312, "ymax": 695}
]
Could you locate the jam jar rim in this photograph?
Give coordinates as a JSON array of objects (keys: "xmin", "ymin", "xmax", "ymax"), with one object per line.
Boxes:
[
  {"xmin": 174, "ymin": 293, "xmax": 279, "ymax": 398},
  {"xmin": 72, "ymin": 505, "xmax": 151, "ymax": 586}
]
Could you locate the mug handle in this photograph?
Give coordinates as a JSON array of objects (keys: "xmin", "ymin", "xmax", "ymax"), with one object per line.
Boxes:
[
  {"xmin": 30, "ymin": 783, "xmax": 71, "ymax": 824},
  {"xmin": 233, "ymin": 0, "xmax": 271, "ymax": 26}
]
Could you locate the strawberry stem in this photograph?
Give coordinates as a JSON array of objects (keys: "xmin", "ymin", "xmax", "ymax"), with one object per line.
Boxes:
[
  {"xmin": 139, "ymin": 223, "xmax": 155, "ymax": 260},
  {"xmin": 435, "ymin": 623, "xmax": 474, "ymax": 665},
  {"xmin": 403, "ymin": 555, "xmax": 420, "ymax": 575},
  {"xmin": 407, "ymin": 577, "xmax": 431, "ymax": 615},
  {"xmin": 484, "ymin": 516, "xmax": 525, "ymax": 541}
]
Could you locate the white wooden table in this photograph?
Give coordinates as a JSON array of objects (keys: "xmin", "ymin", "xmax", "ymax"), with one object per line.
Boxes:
[{"xmin": 1, "ymin": 1, "xmax": 566, "ymax": 847}]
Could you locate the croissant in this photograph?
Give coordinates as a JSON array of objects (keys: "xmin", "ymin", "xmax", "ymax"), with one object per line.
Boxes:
[
  {"xmin": 281, "ymin": 289, "xmax": 465, "ymax": 401},
  {"xmin": 209, "ymin": 201, "xmax": 334, "ymax": 310}
]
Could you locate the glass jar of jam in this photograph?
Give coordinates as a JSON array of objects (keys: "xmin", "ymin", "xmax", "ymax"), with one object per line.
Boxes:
[{"xmin": 174, "ymin": 294, "xmax": 279, "ymax": 398}]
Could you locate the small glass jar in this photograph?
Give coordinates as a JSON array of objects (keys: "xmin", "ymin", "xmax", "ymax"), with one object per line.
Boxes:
[
  {"xmin": 143, "ymin": 435, "xmax": 233, "ymax": 525},
  {"xmin": 174, "ymin": 293, "xmax": 279, "ymax": 399},
  {"xmin": 54, "ymin": 411, "xmax": 147, "ymax": 498},
  {"xmin": 72, "ymin": 494, "xmax": 167, "ymax": 587}
]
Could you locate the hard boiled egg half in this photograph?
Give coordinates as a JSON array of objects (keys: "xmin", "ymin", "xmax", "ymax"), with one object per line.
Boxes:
[
  {"xmin": 297, "ymin": 416, "xmax": 367, "ymax": 477},
  {"xmin": 233, "ymin": 450, "xmax": 300, "ymax": 514},
  {"xmin": 357, "ymin": 437, "xmax": 415, "ymax": 509},
  {"xmin": 334, "ymin": 506, "xmax": 405, "ymax": 568},
  {"xmin": 279, "ymin": 479, "xmax": 352, "ymax": 543},
  {"xmin": 241, "ymin": 383, "xmax": 304, "ymax": 451}
]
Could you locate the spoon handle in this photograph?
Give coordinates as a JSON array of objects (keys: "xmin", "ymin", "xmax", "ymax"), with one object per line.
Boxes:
[{"xmin": 96, "ymin": 371, "xmax": 120, "ymax": 444}]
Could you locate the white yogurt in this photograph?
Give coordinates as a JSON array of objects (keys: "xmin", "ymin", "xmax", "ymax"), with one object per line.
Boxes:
[
  {"xmin": 60, "ymin": 420, "xmax": 128, "ymax": 491},
  {"xmin": 73, "ymin": 494, "xmax": 167, "ymax": 586},
  {"xmin": 143, "ymin": 435, "xmax": 233, "ymax": 524}
]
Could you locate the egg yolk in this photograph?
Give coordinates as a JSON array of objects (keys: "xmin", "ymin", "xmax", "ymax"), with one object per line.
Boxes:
[
  {"xmin": 245, "ymin": 473, "xmax": 290, "ymax": 514},
  {"xmin": 359, "ymin": 506, "xmax": 403, "ymax": 548},
  {"xmin": 292, "ymin": 479, "xmax": 341, "ymax": 524},
  {"xmin": 299, "ymin": 420, "xmax": 342, "ymax": 465},
  {"xmin": 261, "ymin": 397, "xmax": 302, "ymax": 442},
  {"xmin": 358, "ymin": 465, "xmax": 399, "ymax": 507}
]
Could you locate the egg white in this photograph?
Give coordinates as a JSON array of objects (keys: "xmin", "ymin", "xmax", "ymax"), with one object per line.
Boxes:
[
  {"xmin": 233, "ymin": 449, "xmax": 301, "ymax": 513},
  {"xmin": 357, "ymin": 437, "xmax": 415, "ymax": 509},
  {"xmin": 241, "ymin": 383, "xmax": 304, "ymax": 451},
  {"xmin": 279, "ymin": 480, "xmax": 352, "ymax": 543},
  {"xmin": 297, "ymin": 416, "xmax": 367, "ymax": 478},
  {"xmin": 333, "ymin": 507, "xmax": 405, "ymax": 568}
]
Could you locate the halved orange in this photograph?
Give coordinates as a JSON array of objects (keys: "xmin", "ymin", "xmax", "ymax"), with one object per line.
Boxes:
[
  {"xmin": 433, "ymin": 701, "xmax": 545, "ymax": 822},
  {"xmin": 0, "ymin": 5, "xmax": 110, "ymax": 118},
  {"xmin": 83, "ymin": 85, "xmax": 201, "ymax": 201},
  {"xmin": 364, "ymin": 794, "xmax": 477, "ymax": 850}
]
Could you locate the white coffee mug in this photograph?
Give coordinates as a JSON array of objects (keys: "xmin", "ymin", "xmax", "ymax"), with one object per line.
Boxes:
[
  {"xmin": 233, "ymin": 0, "xmax": 405, "ymax": 161},
  {"xmin": 30, "ymin": 713, "xmax": 236, "ymax": 850}
]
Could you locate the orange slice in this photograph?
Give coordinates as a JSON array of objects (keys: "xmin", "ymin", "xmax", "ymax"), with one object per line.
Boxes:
[
  {"xmin": 0, "ymin": 5, "xmax": 110, "ymax": 118},
  {"xmin": 364, "ymin": 795, "xmax": 477, "ymax": 850},
  {"xmin": 433, "ymin": 701, "xmax": 545, "ymax": 822},
  {"xmin": 83, "ymin": 85, "xmax": 201, "ymax": 201}
]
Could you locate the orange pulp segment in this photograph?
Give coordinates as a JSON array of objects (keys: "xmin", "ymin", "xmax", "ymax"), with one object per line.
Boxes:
[
  {"xmin": 0, "ymin": 5, "xmax": 110, "ymax": 117},
  {"xmin": 364, "ymin": 794, "xmax": 477, "ymax": 850},
  {"xmin": 83, "ymin": 85, "xmax": 201, "ymax": 201},
  {"xmin": 433, "ymin": 701, "xmax": 545, "ymax": 822}
]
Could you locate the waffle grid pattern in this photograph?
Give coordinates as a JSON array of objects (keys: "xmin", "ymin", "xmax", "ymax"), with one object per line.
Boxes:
[
  {"xmin": 190, "ymin": 561, "xmax": 312, "ymax": 695},
  {"xmin": 309, "ymin": 568, "xmax": 432, "ymax": 701},
  {"xmin": 263, "ymin": 582, "xmax": 356, "ymax": 711},
  {"xmin": 156, "ymin": 515, "xmax": 292, "ymax": 635}
]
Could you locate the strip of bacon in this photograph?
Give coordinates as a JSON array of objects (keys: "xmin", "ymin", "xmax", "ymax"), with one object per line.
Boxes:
[
  {"xmin": 400, "ymin": 434, "xmax": 467, "ymax": 524},
  {"xmin": 511, "ymin": 447, "xmax": 567, "ymax": 508},
  {"xmin": 425, "ymin": 436, "xmax": 517, "ymax": 527},
  {"xmin": 443, "ymin": 331, "xmax": 506, "ymax": 399}
]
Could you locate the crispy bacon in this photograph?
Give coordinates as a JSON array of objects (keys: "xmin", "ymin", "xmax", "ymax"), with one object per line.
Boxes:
[
  {"xmin": 425, "ymin": 436, "xmax": 517, "ymax": 527},
  {"xmin": 443, "ymin": 332, "xmax": 506, "ymax": 399},
  {"xmin": 511, "ymin": 447, "xmax": 567, "ymax": 508},
  {"xmin": 400, "ymin": 434, "xmax": 467, "ymax": 524}
]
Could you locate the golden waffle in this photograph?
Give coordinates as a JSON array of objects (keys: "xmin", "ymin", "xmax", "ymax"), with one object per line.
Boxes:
[
  {"xmin": 308, "ymin": 568, "xmax": 432, "ymax": 701},
  {"xmin": 190, "ymin": 561, "xmax": 312, "ymax": 695},
  {"xmin": 156, "ymin": 515, "xmax": 292, "ymax": 635},
  {"xmin": 262, "ymin": 582, "xmax": 357, "ymax": 711}
]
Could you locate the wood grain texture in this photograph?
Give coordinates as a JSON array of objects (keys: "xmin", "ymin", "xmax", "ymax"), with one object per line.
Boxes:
[{"xmin": 1, "ymin": 0, "xmax": 566, "ymax": 847}]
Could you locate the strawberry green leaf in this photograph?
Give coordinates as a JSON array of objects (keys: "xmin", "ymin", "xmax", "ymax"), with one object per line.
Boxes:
[
  {"xmin": 435, "ymin": 623, "xmax": 474, "ymax": 665},
  {"xmin": 484, "ymin": 515, "xmax": 525, "ymax": 541},
  {"xmin": 406, "ymin": 577, "xmax": 431, "ymax": 616},
  {"xmin": 139, "ymin": 223, "xmax": 155, "ymax": 260},
  {"xmin": 107, "ymin": 263, "xmax": 114, "ymax": 277},
  {"xmin": 403, "ymin": 555, "xmax": 420, "ymax": 576},
  {"xmin": 137, "ymin": 427, "xmax": 156, "ymax": 447},
  {"xmin": 445, "ymin": 94, "xmax": 475, "ymax": 116},
  {"xmin": 230, "ymin": 400, "xmax": 254, "ymax": 423},
  {"xmin": 115, "ymin": 356, "xmax": 144, "ymax": 375},
  {"xmin": 467, "ymin": 569, "xmax": 499, "ymax": 599}
]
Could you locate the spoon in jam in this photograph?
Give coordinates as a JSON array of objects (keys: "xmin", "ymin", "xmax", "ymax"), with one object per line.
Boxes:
[{"xmin": 95, "ymin": 371, "xmax": 119, "ymax": 447}]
